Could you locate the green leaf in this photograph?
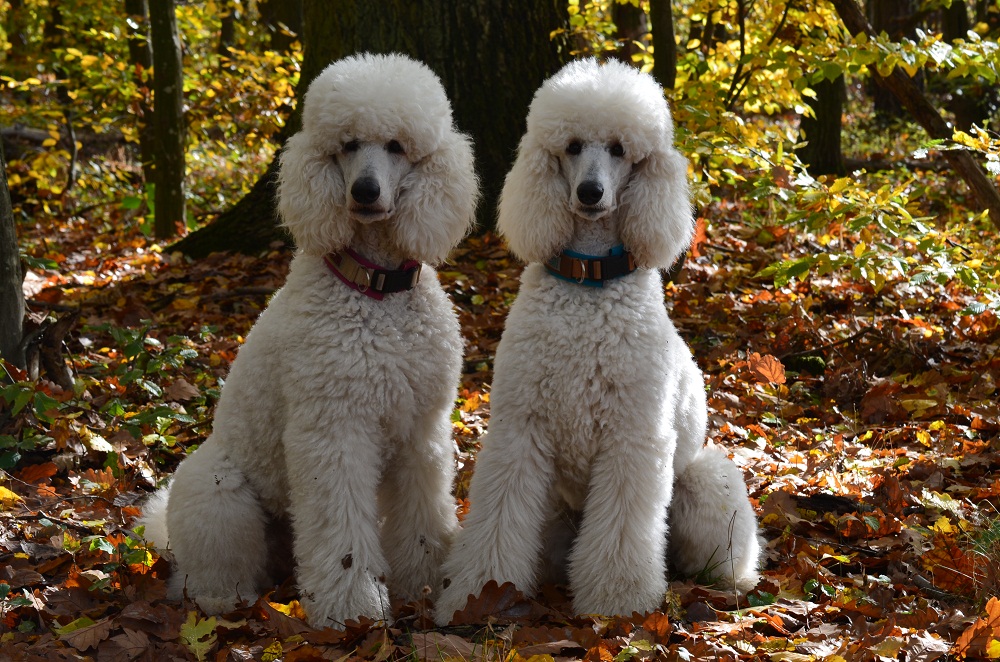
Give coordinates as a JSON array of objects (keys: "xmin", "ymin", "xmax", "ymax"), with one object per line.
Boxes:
[
  {"xmin": 11, "ymin": 387, "xmax": 33, "ymax": 416},
  {"xmin": 180, "ymin": 611, "xmax": 218, "ymax": 662},
  {"xmin": 32, "ymin": 392, "xmax": 61, "ymax": 424},
  {"xmin": 88, "ymin": 537, "xmax": 116, "ymax": 555},
  {"xmin": 747, "ymin": 591, "xmax": 777, "ymax": 607}
]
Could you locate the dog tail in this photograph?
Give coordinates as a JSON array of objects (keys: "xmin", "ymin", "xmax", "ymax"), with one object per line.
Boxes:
[{"xmin": 137, "ymin": 482, "xmax": 172, "ymax": 551}]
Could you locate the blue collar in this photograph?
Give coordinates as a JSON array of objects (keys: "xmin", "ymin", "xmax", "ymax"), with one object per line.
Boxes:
[{"xmin": 544, "ymin": 244, "xmax": 637, "ymax": 287}]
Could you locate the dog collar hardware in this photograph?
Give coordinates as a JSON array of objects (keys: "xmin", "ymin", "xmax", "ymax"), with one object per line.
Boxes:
[
  {"xmin": 544, "ymin": 244, "xmax": 636, "ymax": 287},
  {"xmin": 323, "ymin": 248, "xmax": 422, "ymax": 300}
]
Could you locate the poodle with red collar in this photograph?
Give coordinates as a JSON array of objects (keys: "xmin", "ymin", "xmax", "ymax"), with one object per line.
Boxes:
[{"xmin": 141, "ymin": 53, "xmax": 478, "ymax": 628}]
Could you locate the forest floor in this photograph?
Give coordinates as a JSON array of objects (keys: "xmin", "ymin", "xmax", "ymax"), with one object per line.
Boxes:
[{"xmin": 2, "ymin": 196, "xmax": 1000, "ymax": 661}]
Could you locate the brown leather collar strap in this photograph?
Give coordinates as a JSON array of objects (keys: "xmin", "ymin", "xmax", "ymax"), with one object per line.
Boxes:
[
  {"xmin": 323, "ymin": 249, "xmax": 422, "ymax": 301},
  {"xmin": 544, "ymin": 246, "xmax": 637, "ymax": 287}
]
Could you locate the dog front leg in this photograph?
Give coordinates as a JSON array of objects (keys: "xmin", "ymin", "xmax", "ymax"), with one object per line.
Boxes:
[
  {"xmin": 568, "ymin": 436, "xmax": 672, "ymax": 616},
  {"xmin": 379, "ymin": 406, "xmax": 459, "ymax": 602},
  {"xmin": 284, "ymin": 421, "xmax": 390, "ymax": 629},
  {"xmin": 433, "ymin": 426, "xmax": 554, "ymax": 625}
]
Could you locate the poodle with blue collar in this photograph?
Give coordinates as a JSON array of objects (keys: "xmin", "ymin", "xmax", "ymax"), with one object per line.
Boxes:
[
  {"xmin": 141, "ymin": 53, "xmax": 478, "ymax": 628},
  {"xmin": 435, "ymin": 58, "xmax": 761, "ymax": 623}
]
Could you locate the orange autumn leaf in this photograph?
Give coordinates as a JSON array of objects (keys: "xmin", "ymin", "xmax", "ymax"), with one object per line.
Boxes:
[
  {"xmin": 748, "ymin": 352, "xmax": 786, "ymax": 384},
  {"xmin": 953, "ymin": 597, "xmax": 1000, "ymax": 658},
  {"xmin": 18, "ymin": 462, "xmax": 58, "ymax": 484},
  {"xmin": 689, "ymin": 217, "xmax": 708, "ymax": 258}
]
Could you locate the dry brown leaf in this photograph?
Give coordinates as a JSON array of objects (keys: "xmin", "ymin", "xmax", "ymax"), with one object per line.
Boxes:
[{"xmin": 748, "ymin": 352, "xmax": 786, "ymax": 384}]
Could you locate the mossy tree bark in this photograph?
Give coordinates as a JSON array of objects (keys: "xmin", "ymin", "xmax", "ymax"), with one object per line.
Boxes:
[
  {"xmin": 1, "ymin": 143, "xmax": 25, "ymax": 371},
  {"xmin": 149, "ymin": 0, "xmax": 186, "ymax": 240},
  {"xmin": 172, "ymin": 0, "xmax": 567, "ymax": 258}
]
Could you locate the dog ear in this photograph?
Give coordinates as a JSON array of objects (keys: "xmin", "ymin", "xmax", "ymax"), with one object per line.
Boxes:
[
  {"xmin": 393, "ymin": 130, "xmax": 479, "ymax": 264},
  {"xmin": 277, "ymin": 132, "xmax": 354, "ymax": 256},
  {"xmin": 619, "ymin": 146, "xmax": 694, "ymax": 270},
  {"xmin": 497, "ymin": 135, "xmax": 574, "ymax": 264}
]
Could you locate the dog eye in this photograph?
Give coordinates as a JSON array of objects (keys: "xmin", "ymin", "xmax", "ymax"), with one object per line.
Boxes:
[
  {"xmin": 386, "ymin": 140, "xmax": 405, "ymax": 155},
  {"xmin": 609, "ymin": 142, "xmax": 625, "ymax": 158},
  {"xmin": 343, "ymin": 140, "xmax": 360, "ymax": 153},
  {"xmin": 566, "ymin": 141, "xmax": 582, "ymax": 156}
]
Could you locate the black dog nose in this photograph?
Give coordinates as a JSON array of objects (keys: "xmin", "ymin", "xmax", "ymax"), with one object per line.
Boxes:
[
  {"xmin": 351, "ymin": 177, "xmax": 381, "ymax": 204},
  {"xmin": 577, "ymin": 181, "xmax": 604, "ymax": 206}
]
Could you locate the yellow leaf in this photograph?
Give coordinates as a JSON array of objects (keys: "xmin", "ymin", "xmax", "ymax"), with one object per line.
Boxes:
[
  {"xmin": 854, "ymin": 241, "xmax": 866, "ymax": 258},
  {"xmin": 987, "ymin": 639, "xmax": 1000, "ymax": 658},
  {"xmin": 932, "ymin": 516, "xmax": 953, "ymax": 534},
  {"xmin": 0, "ymin": 486, "xmax": 22, "ymax": 508},
  {"xmin": 829, "ymin": 177, "xmax": 850, "ymax": 194},
  {"xmin": 268, "ymin": 599, "xmax": 307, "ymax": 620},
  {"xmin": 262, "ymin": 640, "xmax": 282, "ymax": 662},
  {"xmin": 79, "ymin": 55, "xmax": 98, "ymax": 67}
]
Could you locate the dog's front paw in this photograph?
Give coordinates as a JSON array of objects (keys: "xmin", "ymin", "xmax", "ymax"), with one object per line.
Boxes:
[
  {"xmin": 302, "ymin": 575, "xmax": 391, "ymax": 629},
  {"xmin": 433, "ymin": 576, "xmax": 483, "ymax": 626},
  {"xmin": 571, "ymin": 581, "xmax": 665, "ymax": 618},
  {"xmin": 570, "ymin": 562, "xmax": 667, "ymax": 617}
]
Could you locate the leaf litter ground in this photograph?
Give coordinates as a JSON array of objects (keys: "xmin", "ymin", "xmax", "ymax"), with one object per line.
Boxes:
[{"xmin": 2, "ymin": 206, "xmax": 1000, "ymax": 661}]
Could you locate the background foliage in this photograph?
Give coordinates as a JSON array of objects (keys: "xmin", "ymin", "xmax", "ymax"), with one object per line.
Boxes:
[{"xmin": 2, "ymin": 0, "xmax": 1000, "ymax": 659}]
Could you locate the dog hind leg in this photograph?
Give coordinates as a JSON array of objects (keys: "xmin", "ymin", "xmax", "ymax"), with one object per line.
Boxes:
[
  {"xmin": 166, "ymin": 441, "xmax": 272, "ymax": 613},
  {"xmin": 669, "ymin": 444, "xmax": 762, "ymax": 591}
]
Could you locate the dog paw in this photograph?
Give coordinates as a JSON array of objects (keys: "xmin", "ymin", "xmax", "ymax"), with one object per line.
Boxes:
[
  {"xmin": 302, "ymin": 577, "xmax": 390, "ymax": 629},
  {"xmin": 570, "ymin": 569, "xmax": 666, "ymax": 618}
]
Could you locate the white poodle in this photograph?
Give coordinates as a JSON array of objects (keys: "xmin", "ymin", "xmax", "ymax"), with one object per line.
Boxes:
[
  {"xmin": 434, "ymin": 58, "xmax": 761, "ymax": 623},
  {"xmin": 141, "ymin": 53, "xmax": 478, "ymax": 628}
]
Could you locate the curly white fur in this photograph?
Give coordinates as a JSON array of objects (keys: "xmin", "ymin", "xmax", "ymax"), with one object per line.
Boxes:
[
  {"xmin": 140, "ymin": 53, "xmax": 478, "ymax": 629},
  {"xmin": 435, "ymin": 58, "xmax": 761, "ymax": 623}
]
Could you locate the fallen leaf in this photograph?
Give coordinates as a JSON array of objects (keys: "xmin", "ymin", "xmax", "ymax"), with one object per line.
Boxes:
[
  {"xmin": 748, "ymin": 352, "xmax": 786, "ymax": 384},
  {"xmin": 164, "ymin": 378, "xmax": 200, "ymax": 401},
  {"xmin": 56, "ymin": 616, "xmax": 114, "ymax": 652}
]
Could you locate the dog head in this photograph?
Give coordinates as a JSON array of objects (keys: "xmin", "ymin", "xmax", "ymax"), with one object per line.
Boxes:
[
  {"xmin": 498, "ymin": 58, "xmax": 693, "ymax": 269},
  {"xmin": 277, "ymin": 53, "xmax": 479, "ymax": 263}
]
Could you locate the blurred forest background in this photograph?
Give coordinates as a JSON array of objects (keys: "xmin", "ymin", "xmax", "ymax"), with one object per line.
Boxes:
[{"xmin": 3, "ymin": 0, "xmax": 1000, "ymax": 660}]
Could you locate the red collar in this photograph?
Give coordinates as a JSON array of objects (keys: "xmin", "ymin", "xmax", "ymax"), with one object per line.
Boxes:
[{"xmin": 323, "ymin": 248, "xmax": 422, "ymax": 300}]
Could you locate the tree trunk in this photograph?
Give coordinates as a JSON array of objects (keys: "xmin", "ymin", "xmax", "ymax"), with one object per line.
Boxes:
[
  {"xmin": 796, "ymin": 75, "xmax": 846, "ymax": 176},
  {"xmin": 173, "ymin": 0, "xmax": 567, "ymax": 257},
  {"xmin": 649, "ymin": 0, "xmax": 677, "ymax": 90},
  {"xmin": 126, "ymin": 0, "xmax": 156, "ymax": 186},
  {"xmin": 611, "ymin": 1, "xmax": 646, "ymax": 65},
  {"xmin": 4, "ymin": 0, "xmax": 29, "ymax": 59},
  {"xmin": 218, "ymin": 0, "xmax": 236, "ymax": 58},
  {"xmin": 939, "ymin": 1, "xmax": 991, "ymax": 130},
  {"xmin": 831, "ymin": 0, "xmax": 1000, "ymax": 231},
  {"xmin": 1, "ymin": 143, "xmax": 25, "ymax": 371},
  {"xmin": 149, "ymin": 0, "xmax": 186, "ymax": 240},
  {"xmin": 942, "ymin": 0, "xmax": 971, "ymax": 39},
  {"xmin": 259, "ymin": 0, "xmax": 303, "ymax": 54},
  {"xmin": 866, "ymin": 0, "xmax": 920, "ymax": 121}
]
